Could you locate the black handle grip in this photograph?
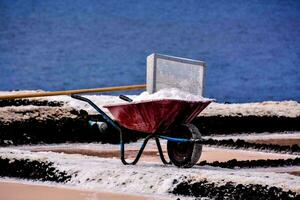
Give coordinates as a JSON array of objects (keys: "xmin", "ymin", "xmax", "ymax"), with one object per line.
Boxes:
[{"xmin": 119, "ymin": 95, "xmax": 133, "ymax": 102}]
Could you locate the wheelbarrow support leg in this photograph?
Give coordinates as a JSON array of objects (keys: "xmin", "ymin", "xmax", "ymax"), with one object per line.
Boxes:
[
  {"xmin": 155, "ymin": 137, "xmax": 171, "ymax": 165},
  {"xmin": 120, "ymin": 130, "xmax": 153, "ymax": 165},
  {"xmin": 120, "ymin": 133, "xmax": 170, "ymax": 165}
]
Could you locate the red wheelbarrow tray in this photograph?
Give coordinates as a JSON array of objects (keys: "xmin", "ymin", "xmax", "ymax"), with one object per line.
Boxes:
[{"xmin": 104, "ymin": 99, "xmax": 212, "ymax": 134}]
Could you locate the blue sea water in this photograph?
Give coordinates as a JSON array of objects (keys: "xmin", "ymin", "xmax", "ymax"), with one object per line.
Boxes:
[{"xmin": 0, "ymin": 0, "xmax": 299, "ymax": 103}]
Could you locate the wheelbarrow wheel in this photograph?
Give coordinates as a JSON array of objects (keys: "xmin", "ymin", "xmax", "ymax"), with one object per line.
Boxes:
[{"xmin": 167, "ymin": 124, "xmax": 202, "ymax": 168}]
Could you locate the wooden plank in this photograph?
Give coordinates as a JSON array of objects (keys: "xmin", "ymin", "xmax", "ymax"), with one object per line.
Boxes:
[{"xmin": 0, "ymin": 84, "xmax": 146, "ymax": 100}]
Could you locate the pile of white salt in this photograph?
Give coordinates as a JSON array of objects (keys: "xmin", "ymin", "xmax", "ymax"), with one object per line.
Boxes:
[{"xmin": 133, "ymin": 88, "xmax": 212, "ymax": 102}]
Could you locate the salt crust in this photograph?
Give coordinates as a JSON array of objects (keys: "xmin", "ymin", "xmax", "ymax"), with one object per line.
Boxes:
[
  {"xmin": 205, "ymin": 132, "xmax": 300, "ymax": 141},
  {"xmin": 0, "ymin": 148, "xmax": 299, "ymax": 195}
]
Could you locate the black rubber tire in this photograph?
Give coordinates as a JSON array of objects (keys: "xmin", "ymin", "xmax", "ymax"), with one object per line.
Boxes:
[{"xmin": 167, "ymin": 124, "xmax": 202, "ymax": 168}]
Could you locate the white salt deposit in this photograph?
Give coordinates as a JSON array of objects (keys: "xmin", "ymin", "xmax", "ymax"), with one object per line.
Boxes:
[
  {"xmin": 133, "ymin": 88, "xmax": 212, "ymax": 102},
  {"xmin": 0, "ymin": 148, "xmax": 299, "ymax": 194},
  {"xmin": 205, "ymin": 131, "xmax": 300, "ymax": 141},
  {"xmin": 201, "ymin": 100, "xmax": 300, "ymax": 117}
]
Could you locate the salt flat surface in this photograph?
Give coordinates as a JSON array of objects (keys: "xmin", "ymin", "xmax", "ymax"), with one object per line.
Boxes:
[
  {"xmin": 14, "ymin": 141, "xmax": 298, "ymax": 160},
  {"xmin": 205, "ymin": 131, "xmax": 300, "ymax": 141},
  {"xmin": 201, "ymin": 100, "xmax": 300, "ymax": 117},
  {"xmin": 0, "ymin": 106, "xmax": 77, "ymax": 122},
  {"xmin": 239, "ymin": 166, "xmax": 300, "ymax": 173},
  {"xmin": 1, "ymin": 91, "xmax": 299, "ymax": 196},
  {"xmin": 0, "ymin": 148, "xmax": 299, "ymax": 195},
  {"xmin": 13, "ymin": 140, "xmax": 157, "ymax": 151}
]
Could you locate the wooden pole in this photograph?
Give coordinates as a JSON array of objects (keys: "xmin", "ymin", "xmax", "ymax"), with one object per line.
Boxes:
[{"xmin": 0, "ymin": 84, "xmax": 146, "ymax": 100}]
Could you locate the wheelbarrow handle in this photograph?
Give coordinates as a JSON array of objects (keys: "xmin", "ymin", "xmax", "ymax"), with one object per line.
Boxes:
[
  {"xmin": 70, "ymin": 94, "xmax": 121, "ymax": 131},
  {"xmin": 119, "ymin": 95, "xmax": 133, "ymax": 102}
]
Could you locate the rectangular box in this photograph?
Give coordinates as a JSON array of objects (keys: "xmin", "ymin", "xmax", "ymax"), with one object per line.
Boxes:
[{"xmin": 147, "ymin": 53, "xmax": 206, "ymax": 96}]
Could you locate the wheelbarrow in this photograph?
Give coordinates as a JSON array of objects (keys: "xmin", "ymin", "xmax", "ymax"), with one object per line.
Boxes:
[{"xmin": 71, "ymin": 94, "xmax": 212, "ymax": 168}]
